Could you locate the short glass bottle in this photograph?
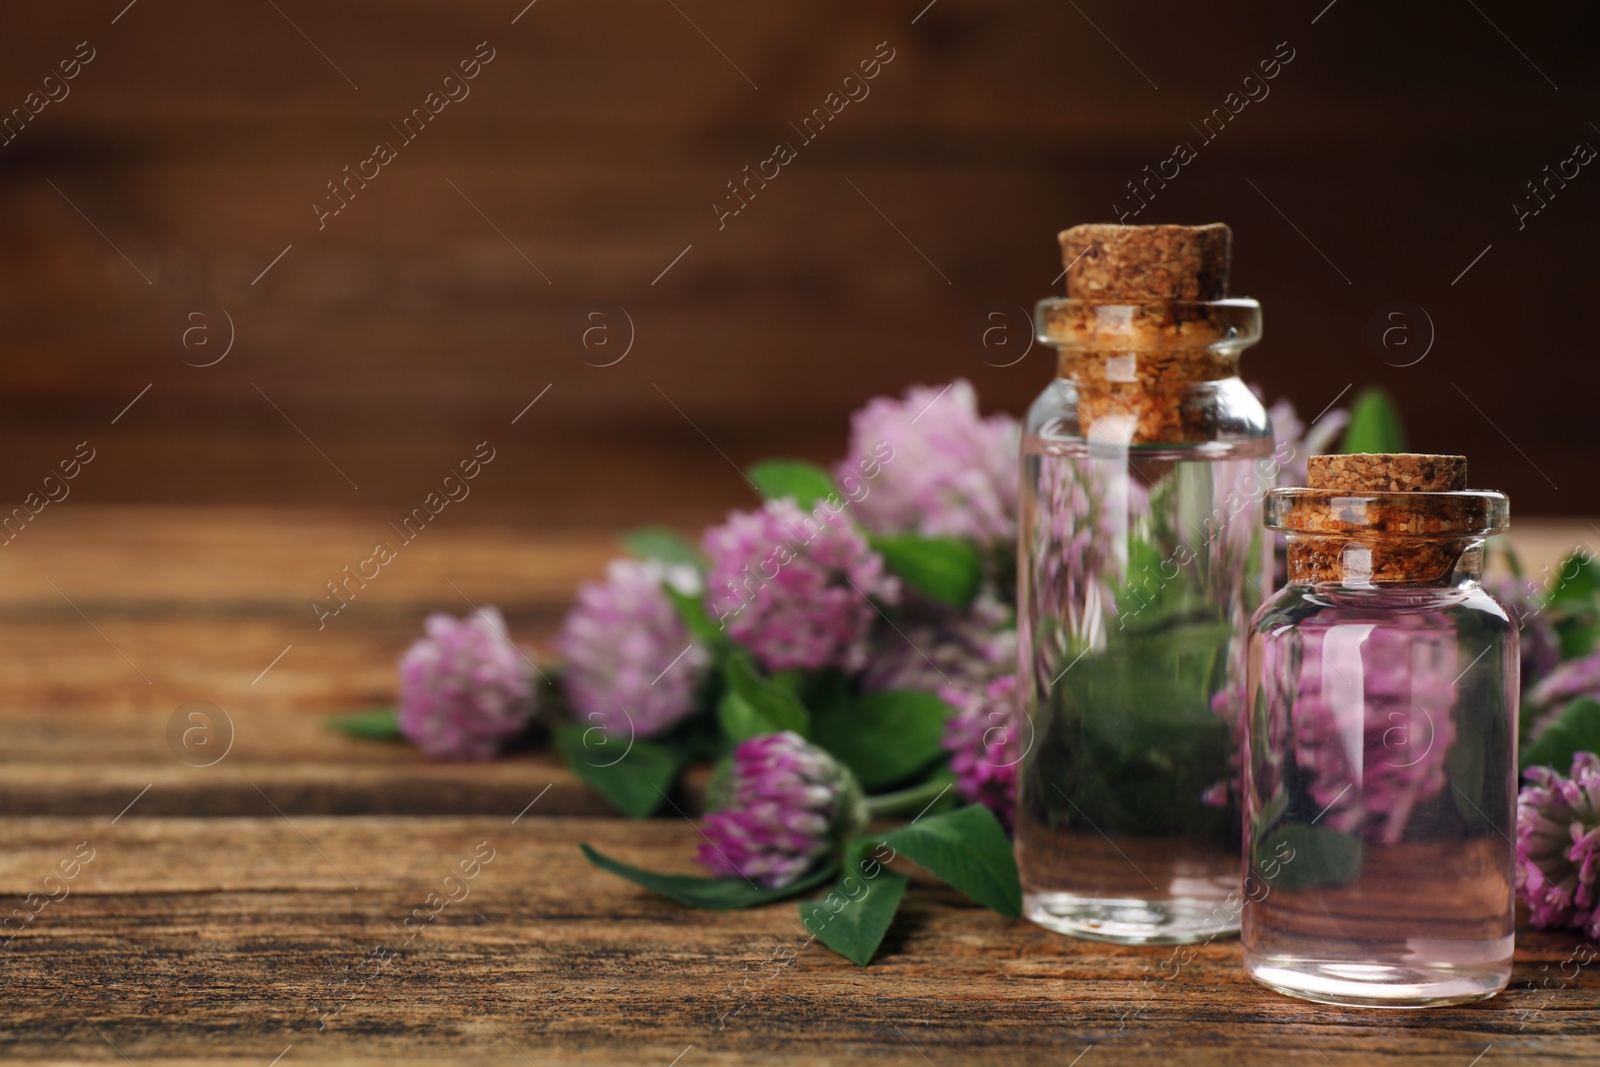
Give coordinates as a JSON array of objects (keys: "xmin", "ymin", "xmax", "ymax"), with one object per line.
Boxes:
[
  {"xmin": 1016, "ymin": 223, "xmax": 1278, "ymax": 944},
  {"xmin": 1242, "ymin": 453, "xmax": 1517, "ymax": 1007}
]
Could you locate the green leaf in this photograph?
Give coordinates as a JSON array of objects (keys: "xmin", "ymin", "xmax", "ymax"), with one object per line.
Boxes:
[
  {"xmin": 798, "ymin": 853, "xmax": 909, "ymax": 966},
  {"xmin": 1254, "ymin": 824, "xmax": 1362, "ymax": 890},
  {"xmin": 326, "ymin": 708, "xmax": 402, "ymax": 741},
  {"xmin": 869, "ymin": 534, "xmax": 983, "ymax": 608},
  {"xmin": 581, "ymin": 844, "xmax": 837, "ymax": 909},
  {"xmin": 747, "ymin": 460, "xmax": 839, "ymax": 509},
  {"xmin": 1338, "ymin": 386, "xmax": 1407, "ymax": 454},
  {"xmin": 878, "ymin": 804, "xmax": 1022, "ymax": 917},
  {"xmin": 799, "ymin": 668, "xmax": 853, "ymax": 719},
  {"xmin": 811, "ymin": 689, "xmax": 954, "ymax": 790},
  {"xmin": 1543, "ymin": 550, "xmax": 1600, "ymax": 658},
  {"xmin": 1522, "ymin": 698, "xmax": 1600, "ymax": 773},
  {"xmin": 1545, "ymin": 550, "xmax": 1600, "ymax": 609},
  {"xmin": 720, "ymin": 653, "xmax": 809, "ymax": 738},
  {"xmin": 622, "ymin": 525, "xmax": 704, "ymax": 569},
  {"xmin": 1556, "ymin": 619, "xmax": 1600, "ymax": 662},
  {"xmin": 716, "ymin": 691, "xmax": 773, "ymax": 744},
  {"xmin": 769, "ymin": 669, "xmax": 804, "ymax": 693},
  {"xmin": 555, "ymin": 725, "xmax": 685, "ymax": 818},
  {"xmin": 664, "ymin": 583, "xmax": 723, "ymax": 647}
]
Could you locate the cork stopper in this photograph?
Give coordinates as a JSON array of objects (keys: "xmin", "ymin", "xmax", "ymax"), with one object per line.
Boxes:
[
  {"xmin": 1269, "ymin": 454, "xmax": 1506, "ymax": 586},
  {"xmin": 1307, "ymin": 454, "xmax": 1468, "ymax": 493},
  {"xmin": 1059, "ymin": 223, "xmax": 1231, "ymax": 303},
  {"xmin": 1039, "ymin": 222, "xmax": 1253, "ymax": 445}
]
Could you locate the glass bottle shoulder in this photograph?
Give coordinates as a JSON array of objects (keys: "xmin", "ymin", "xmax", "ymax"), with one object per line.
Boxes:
[
  {"xmin": 1026, "ymin": 375, "xmax": 1272, "ymax": 445},
  {"xmin": 1252, "ymin": 582, "xmax": 1515, "ymax": 639}
]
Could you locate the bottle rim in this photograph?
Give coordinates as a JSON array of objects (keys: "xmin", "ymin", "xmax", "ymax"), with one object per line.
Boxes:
[
  {"xmin": 1034, "ymin": 297, "xmax": 1261, "ymax": 353},
  {"xmin": 1265, "ymin": 488, "xmax": 1509, "ymax": 538}
]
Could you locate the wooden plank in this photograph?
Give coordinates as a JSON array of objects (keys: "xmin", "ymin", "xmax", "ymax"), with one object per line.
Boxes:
[
  {"xmin": 0, "ymin": 608, "xmax": 683, "ymax": 818},
  {"xmin": 0, "ymin": 507, "xmax": 621, "ymax": 613},
  {"xmin": 0, "ymin": 816, "xmax": 1591, "ymax": 1065},
  {"xmin": 0, "ymin": 508, "xmax": 618, "ymax": 816}
]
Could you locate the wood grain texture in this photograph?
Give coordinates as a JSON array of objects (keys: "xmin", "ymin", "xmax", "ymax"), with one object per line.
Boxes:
[
  {"xmin": 0, "ymin": 816, "xmax": 1593, "ymax": 1065},
  {"xmin": 0, "ymin": 3, "xmax": 1594, "ymax": 515},
  {"xmin": 0, "ymin": 507, "xmax": 684, "ymax": 817}
]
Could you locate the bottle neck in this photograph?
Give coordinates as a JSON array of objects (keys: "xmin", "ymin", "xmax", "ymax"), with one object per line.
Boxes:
[
  {"xmin": 1285, "ymin": 535, "xmax": 1486, "ymax": 588},
  {"xmin": 1055, "ymin": 348, "xmax": 1242, "ymax": 384},
  {"xmin": 1035, "ymin": 297, "xmax": 1259, "ymax": 446}
]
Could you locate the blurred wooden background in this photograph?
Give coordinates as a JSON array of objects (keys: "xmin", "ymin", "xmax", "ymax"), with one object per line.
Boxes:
[{"xmin": 0, "ymin": 0, "xmax": 1594, "ymax": 525}]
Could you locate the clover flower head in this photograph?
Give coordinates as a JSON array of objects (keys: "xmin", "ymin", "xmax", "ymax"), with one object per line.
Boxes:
[
  {"xmin": 1518, "ymin": 751, "xmax": 1600, "ymax": 937},
  {"xmin": 697, "ymin": 732, "xmax": 868, "ymax": 888},
  {"xmin": 703, "ymin": 499, "xmax": 898, "ymax": 672},
  {"xmin": 862, "ymin": 589, "xmax": 1016, "ymax": 701},
  {"xmin": 837, "ymin": 379, "xmax": 1019, "ymax": 547},
  {"xmin": 941, "ymin": 675, "xmax": 1025, "ymax": 831},
  {"xmin": 398, "ymin": 606, "xmax": 536, "ymax": 760},
  {"xmin": 557, "ymin": 558, "xmax": 711, "ymax": 739}
]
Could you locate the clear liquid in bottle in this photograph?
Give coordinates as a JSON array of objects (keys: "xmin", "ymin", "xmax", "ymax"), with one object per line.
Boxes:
[
  {"xmin": 1017, "ymin": 435, "xmax": 1272, "ymax": 943},
  {"xmin": 1243, "ymin": 586, "xmax": 1517, "ymax": 1005}
]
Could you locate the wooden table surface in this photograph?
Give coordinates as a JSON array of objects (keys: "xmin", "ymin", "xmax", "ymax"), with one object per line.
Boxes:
[
  {"xmin": 0, "ymin": 816, "xmax": 1594, "ymax": 1066},
  {"xmin": 2, "ymin": 507, "xmax": 1598, "ymax": 1064},
  {"xmin": 0, "ymin": 507, "xmax": 624, "ymax": 818}
]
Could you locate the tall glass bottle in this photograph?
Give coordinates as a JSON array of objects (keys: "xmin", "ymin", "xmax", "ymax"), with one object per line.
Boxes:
[
  {"xmin": 1016, "ymin": 223, "xmax": 1278, "ymax": 943},
  {"xmin": 1243, "ymin": 453, "xmax": 1516, "ymax": 1007}
]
